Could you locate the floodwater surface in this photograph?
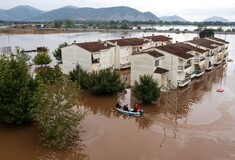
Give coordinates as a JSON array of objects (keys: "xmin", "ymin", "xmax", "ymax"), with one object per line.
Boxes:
[{"xmin": 0, "ymin": 33, "xmax": 235, "ymax": 160}]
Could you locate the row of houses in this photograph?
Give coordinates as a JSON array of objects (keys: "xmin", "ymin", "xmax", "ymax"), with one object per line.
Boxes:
[
  {"xmin": 61, "ymin": 35, "xmax": 229, "ymax": 90},
  {"xmin": 61, "ymin": 35, "xmax": 172, "ymax": 73}
]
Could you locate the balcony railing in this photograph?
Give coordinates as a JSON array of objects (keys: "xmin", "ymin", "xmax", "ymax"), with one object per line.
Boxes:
[
  {"xmin": 120, "ymin": 62, "xmax": 131, "ymax": 68},
  {"xmin": 200, "ymin": 57, "xmax": 205, "ymax": 62},
  {"xmin": 184, "ymin": 63, "xmax": 192, "ymax": 69},
  {"xmin": 194, "ymin": 59, "xmax": 199, "ymax": 63}
]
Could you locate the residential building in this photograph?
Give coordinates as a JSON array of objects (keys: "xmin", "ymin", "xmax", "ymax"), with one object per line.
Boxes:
[
  {"xmin": 185, "ymin": 38, "xmax": 225, "ymax": 70},
  {"xmin": 143, "ymin": 34, "xmax": 173, "ymax": 47},
  {"xmin": 131, "ymin": 50, "xmax": 168, "ymax": 89},
  {"xmin": 61, "ymin": 41, "xmax": 115, "ymax": 74},
  {"xmin": 107, "ymin": 37, "xmax": 151, "ymax": 69},
  {"xmin": 147, "ymin": 44, "xmax": 195, "ymax": 88}
]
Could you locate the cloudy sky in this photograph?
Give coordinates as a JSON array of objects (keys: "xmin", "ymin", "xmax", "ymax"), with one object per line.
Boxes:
[{"xmin": 2, "ymin": 0, "xmax": 235, "ymax": 21}]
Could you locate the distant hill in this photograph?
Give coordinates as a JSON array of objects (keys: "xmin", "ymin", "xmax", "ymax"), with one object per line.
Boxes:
[
  {"xmin": 31, "ymin": 6, "xmax": 161, "ymax": 22},
  {"xmin": 0, "ymin": 5, "xmax": 44, "ymax": 21},
  {"xmin": 160, "ymin": 15, "xmax": 188, "ymax": 22},
  {"xmin": 203, "ymin": 16, "xmax": 229, "ymax": 22}
]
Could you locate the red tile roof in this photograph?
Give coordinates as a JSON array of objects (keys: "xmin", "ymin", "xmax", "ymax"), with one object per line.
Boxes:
[
  {"xmin": 132, "ymin": 50, "xmax": 164, "ymax": 58},
  {"xmin": 109, "ymin": 37, "xmax": 147, "ymax": 46},
  {"xmin": 154, "ymin": 67, "xmax": 169, "ymax": 74},
  {"xmin": 175, "ymin": 43, "xmax": 206, "ymax": 54},
  {"xmin": 156, "ymin": 44, "xmax": 194, "ymax": 59},
  {"xmin": 206, "ymin": 37, "xmax": 229, "ymax": 44},
  {"xmin": 76, "ymin": 42, "xmax": 109, "ymax": 52},
  {"xmin": 144, "ymin": 35, "xmax": 172, "ymax": 42},
  {"xmin": 187, "ymin": 38, "xmax": 224, "ymax": 49}
]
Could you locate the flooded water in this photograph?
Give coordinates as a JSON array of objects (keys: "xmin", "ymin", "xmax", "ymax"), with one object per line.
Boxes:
[{"xmin": 0, "ymin": 32, "xmax": 235, "ymax": 159}]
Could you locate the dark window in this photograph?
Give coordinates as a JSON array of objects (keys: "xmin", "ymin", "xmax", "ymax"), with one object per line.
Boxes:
[{"xmin": 155, "ymin": 60, "xmax": 159, "ymax": 67}]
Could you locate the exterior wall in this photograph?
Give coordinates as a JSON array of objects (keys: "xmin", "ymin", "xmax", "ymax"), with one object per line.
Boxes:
[
  {"xmin": 119, "ymin": 46, "xmax": 132, "ymax": 68},
  {"xmin": 99, "ymin": 49, "xmax": 111, "ymax": 69},
  {"xmin": 131, "ymin": 54, "xmax": 155, "ymax": 85},
  {"xmin": 62, "ymin": 45, "xmax": 92, "ymax": 74}
]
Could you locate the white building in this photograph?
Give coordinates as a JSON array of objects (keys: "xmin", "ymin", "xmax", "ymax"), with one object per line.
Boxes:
[
  {"xmin": 61, "ymin": 41, "xmax": 115, "ymax": 74},
  {"xmin": 149, "ymin": 44, "xmax": 195, "ymax": 88},
  {"xmin": 185, "ymin": 38, "xmax": 225, "ymax": 70},
  {"xmin": 143, "ymin": 34, "xmax": 173, "ymax": 47},
  {"xmin": 107, "ymin": 37, "xmax": 151, "ymax": 69},
  {"xmin": 131, "ymin": 50, "xmax": 168, "ymax": 89}
]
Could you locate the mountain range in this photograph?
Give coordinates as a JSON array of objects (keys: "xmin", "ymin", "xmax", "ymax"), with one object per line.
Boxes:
[
  {"xmin": 202, "ymin": 16, "xmax": 229, "ymax": 22},
  {"xmin": 0, "ymin": 5, "xmax": 160, "ymax": 22},
  {"xmin": 0, "ymin": 5, "xmax": 230, "ymax": 22},
  {"xmin": 160, "ymin": 15, "xmax": 188, "ymax": 22}
]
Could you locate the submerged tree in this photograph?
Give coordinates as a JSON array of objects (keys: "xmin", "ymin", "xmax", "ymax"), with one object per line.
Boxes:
[
  {"xmin": 132, "ymin": 74, "xmax": 161, "ymax": 104},
  {"xmin": 69, "ymin": 65, "xmax": 125, "ymax": 95},
  {"xmin": 33, "ymin": 51, "xmax": 52, "ymax": 67},
  {"xmin": 33, "ymin": 77, "xmax": 86, "ymax": 148},
  {"xmin": 0, "ymin": 53, "xmax": 38, "ymax": 124},
  {"xmin": 35, "ymin": 65, "xmax": 63, "ymax": 84},
  {"xmin": 199, "ymin": 29, "xmax": 214, "ymax": 38},
  {"xmin": 53, "ymin": 42, "xmax": 68, "ymax": 63}
]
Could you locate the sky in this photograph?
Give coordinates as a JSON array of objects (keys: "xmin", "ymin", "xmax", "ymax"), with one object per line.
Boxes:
[{"xmin": 1, "ymin": 0, "xmax": 235, "ymax": 21}]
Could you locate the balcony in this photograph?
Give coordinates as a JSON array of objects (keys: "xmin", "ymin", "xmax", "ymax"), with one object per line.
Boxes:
[
  {"xmin": 215, "ymin": 58, "xmax": 222, "ymax": 65},
  {"xmin": 191, "ymin": 70, "xmax": 205, "ymax": 78},
  {"xmin": 178, "ymin": 63, "xmax": 192, "ymax": 72},
  {"xmin": 177, "ymin": 77, "xmax": 191, "ymax": 87},
  {"xmin": 200, "ymin": 57, "xmax": 205, "ymax": 62},
  {"xmin": 120, "ymin": 62, "xmax": 131, "ymax": 69}
]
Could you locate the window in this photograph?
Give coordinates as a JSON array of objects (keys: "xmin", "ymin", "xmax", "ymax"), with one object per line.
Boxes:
[{"xmin": 155, "ymin": 60, "xmax": 159, "ymax": 67}]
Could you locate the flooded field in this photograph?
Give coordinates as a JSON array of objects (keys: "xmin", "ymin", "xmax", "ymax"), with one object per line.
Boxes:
[{"xmin": 0, "ymin": 32, "xmax": 235, "ymax": 159}]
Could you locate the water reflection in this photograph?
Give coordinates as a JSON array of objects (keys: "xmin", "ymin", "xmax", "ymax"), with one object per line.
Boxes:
[
  {"xmin": 79, "ymin": 63, "xmax": 225, "ymax": 129},
  {"xmin": 0, "ymin": 123, "xmax": 88, "ymax": 160}
]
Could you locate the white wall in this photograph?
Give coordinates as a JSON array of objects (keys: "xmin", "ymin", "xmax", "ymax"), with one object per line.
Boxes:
[
  {"xmin": 61, "ymin": 45, "xmax": 92, "ymax": 74},
  {"xmin": 131, "ymin": 54, "xmax": 155, "ymax": 85}
]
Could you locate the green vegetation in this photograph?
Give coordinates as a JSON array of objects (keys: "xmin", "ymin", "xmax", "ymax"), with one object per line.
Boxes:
[
  {"xmin": 0, "ymin": 51, "xmax": 85, "ymax": 148},
  {"xmin": 33, "ymin": 77, "xmax": 85, "ymax": 148},
  {"xmin": 199, "ymin": 29, "xmax": 215, "ymax": 38},
  {"xmin": 132, "ymin": 74, "xmax": 161, "ymax": 104},
  {"xmin": 69, "ymin": 64, "xmax": 125, "ymax": 95},
  {"xmin": 35, "ymin": 66, "xmax": 63, "ymax": 84},
  {"xmin": 33, "ymin": 51, "xmax": 52, "ymax": 66},
  {"xmin": 53, "ymin": 42, "xmax": 68, "ymax": 63},
  {"xmin": 0, "ymin": 53, "xmax": 38, "ymax": 124}
]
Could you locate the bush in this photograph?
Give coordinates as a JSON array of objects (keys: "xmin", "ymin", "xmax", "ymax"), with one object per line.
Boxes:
[
  {"xmin": 132, "ymin": 74, "xmax": 161, "ymax": 104},
  {"xmin": 35, "ymin": 66, "xmax": 63, "ymax": 84},
  {"xmin": 69, "ymin": 64, "xmax": 125, "ymax": 95},
  {"xmin": 33, "ymin": 51, "xmax": 52, "ymax": 66},
  {"xmin": 0, "ymin": 53, "xmax": 38, "ymax": 124},
  {"xmin": 33, "ymin": 77, "xmax": 85, "ymax": 148}
]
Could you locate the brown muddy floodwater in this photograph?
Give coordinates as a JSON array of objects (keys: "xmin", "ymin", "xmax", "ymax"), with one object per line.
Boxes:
[{"xmin": 1, "ymin": 56, "xmax": 235, "ymax": 159}]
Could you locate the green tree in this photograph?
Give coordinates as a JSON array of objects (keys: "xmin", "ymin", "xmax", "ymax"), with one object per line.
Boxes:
[
  {"xmin": 65, "ymin": 19, "xmax": 75, "ymax": 28},
  {"xmin": 69, "ymin": 65, "xmax": 125, "ymax": 95},
  {"xmin": 54, "ymin": 21, "xmax": 62, "ymax": 29},
  {"xmin": 33, "ymin": 77, "xmax": 86, "ymax": 148},
  {"xmin": 33, "ymin": 51, "xmax": 52, "ymax": 67},
  {"xmin": 0, "ymin": 53, "xmax": 38, "ymax": 124},
  {"xmin": 35, "ymin": 66, "xmax": 63, "ymax": 84},
  {"xmin": 132, "ymin": 74, "xmax": 161, "ymax": 104},
  {"xmin": 199, "ymin": 29, "xmax": 214, "ymax": 38},
  {"xmin": 53, "ymin": 42, "xmax": 68, "ymax": 63}
]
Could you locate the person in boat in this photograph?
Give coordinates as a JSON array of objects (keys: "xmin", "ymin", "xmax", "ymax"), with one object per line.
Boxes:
[
  {"xmin": 133, "ymin": 104, "xmax": 139, "ymax": 112},
  {"xmin": 123, "ymin": 104, "xmax": 129, "ymax": 111}
]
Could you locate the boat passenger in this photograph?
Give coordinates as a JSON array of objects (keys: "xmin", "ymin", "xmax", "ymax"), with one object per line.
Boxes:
[
  {"xmin": 133, "ymin": 104, "xmax": 139, "ymax": 112},
  {"xmin": 123, "ymin": 104, "xmax": 129, "ymax": 111}
]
